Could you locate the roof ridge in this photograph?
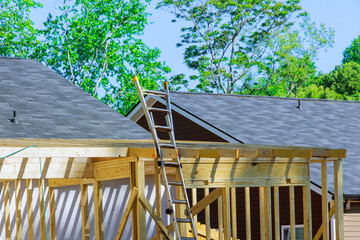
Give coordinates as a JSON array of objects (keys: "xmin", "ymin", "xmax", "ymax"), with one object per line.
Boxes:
[{"xmin": 169, "ymin": 91, "xmax": 360, "ymax": 104}]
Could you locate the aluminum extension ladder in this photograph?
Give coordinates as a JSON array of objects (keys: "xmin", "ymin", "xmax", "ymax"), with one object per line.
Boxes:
[{"xmin": 133, "ymin": 76, "xmax": 198, "ymax": 240}]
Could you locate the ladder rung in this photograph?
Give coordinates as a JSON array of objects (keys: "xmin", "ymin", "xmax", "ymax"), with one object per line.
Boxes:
[
  {"xmin": 147, "ymin": 107, "xmax": 169, "ymax": 113},
  {"xmin": 143, "ymin": 90, "xmax": 167, "ymax": 96},
  {"xmin": 154, "ymin": 125, "xmax": 172, "ymax": 132},
  {"xmin": 172, "ymin": 199, "xmax": 187, "ymax": 204},
  {"xmin": 168, "ymin": 181, "xmax": 183, "ymax": 186},
  {"xmin": 176, "ymin": 218, "xmax": 191, "ymax": 223},
  {"xmin": 162, "ymin": 161, "xmax": 180, "ymax": 167},
  {"xmin": 159, "ymin": 143, "xmax": 176, "ymax": 148}
]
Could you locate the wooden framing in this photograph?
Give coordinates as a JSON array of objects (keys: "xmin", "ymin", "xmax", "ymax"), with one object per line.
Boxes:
[
  {"xmin": 274, "ymin": 186, "xmax": 280, "ymax": 240},
  {"xmin": 259, "ymin": 187, "xmax": 266, "ymax": 240},
  {"xmin": 26, "ymin": 179, "xmax": 34, "ymax": 240},
  {"xmin": 81, "ymin": 183, "xmax": 90, "ymax": 240},
  {"xmin": 321, "ymin": 160, "xmax": 329, "ymax": 239},
  {"xmin": 4, "ymin": 180, "xmax": 10, "ymax": 240},
  {"xmin": 231, "ymin": 187, "xmax": 237, "ymax": 240},
  {"xmin": 93, "ymin": 180, "xmax": 104, "ymax": 240},
  {"xmin": 218, "ymin": 195, "xmax": 223, "ymax": 240},
  {"xmin": 0, "ymin": 140, "xmax": 346, "ymax": 240},
  {"xmin": 245, "ymin": 187, "xmax": 252, "ymax": 240},
  {"xmin": 38, "ymin": 179, "xmax": 46, "ymax": 240},
  {"xmin": 289, "ymin": 185, "xmax": 296, "ymax": 240},
  {"xmin": 15, "ymin": 180, "xmax": 21, "ymax": 240},
  {"xmin": 303, "ymin": 162, "xmax": 313, "ymax": 240},
  {"xmin": 334, "ymin": 159, "xmax": 344, "ymax": 240},
  {"xmin": 49, "ymin": 186, "xmax": 56, "ymax": 240}
]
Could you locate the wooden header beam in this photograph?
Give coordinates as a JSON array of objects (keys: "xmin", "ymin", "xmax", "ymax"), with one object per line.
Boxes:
[
  {"xmin": 0, "ymin": 143, "xmax": 346, "ymax": 180},
  {"xmin": 0, "ymin": 138, "xmax": 346, "ymax": 158}
]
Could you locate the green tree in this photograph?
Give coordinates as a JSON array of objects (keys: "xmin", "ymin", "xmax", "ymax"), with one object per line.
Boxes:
[
  {"xmin": 244, "ymin": 16, "xmax": 334, "ymax": 97},
  {"xmin": 158, "ymin": 0, "xmax": 303, "ymax": 93},
  {"xmin": 296, "ymin": 84, "xmax": 343, "ymax": 100},
  {"xmin": 320, "ymin": 61, "xmax": 360, "ymax": 98},
  {"xmin": 342, "ymin": 35, "xmax": 360, "ymax": 65},
  {"xmin": 35, "ymin": 0, "xmax": 170, "ymax": 114},
  {"xmin": 0, "ymin": 0, "xmax": 41, "ymax": 57}
]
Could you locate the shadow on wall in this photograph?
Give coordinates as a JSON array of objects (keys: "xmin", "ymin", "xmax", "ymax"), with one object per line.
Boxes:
[{"xmin": 0, "ymin": 177, "xmax": 170, "ymax": 240}]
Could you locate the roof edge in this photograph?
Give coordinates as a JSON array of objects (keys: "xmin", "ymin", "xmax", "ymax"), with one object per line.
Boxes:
[{"xmin": 169, "ymin": 91, "xmax": 360, "ymax": 104}]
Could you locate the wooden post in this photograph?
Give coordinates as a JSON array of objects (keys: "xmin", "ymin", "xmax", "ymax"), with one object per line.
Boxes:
[
  {"xmin": 321, "ymin": 160, "xmax": 329, "ymax": 240},
  {"xmin": 81, "ymin": 183, "xmax": 90, "ymax": 240},
  {"xmin": 245, "ymin": 187, "xmax": 252, "ymax": 240},
  {"xmin": 264, "ymin": 184, "xmax": 269, "ymax": 239},
  {"xmin": 38, "ymin": 179, "xmax": 47, "ymax": 240},
  {"xmin": 192, "ymin": 188, "xmax": 198, "ymax": 225},
  {"xmin": 266, "ymin": 181, "xmax": 272, "ymax": 240},
  {"xmin": 334, "ymin": 159, "xmax": 344, "ymax": 240},
  {"xmin": 49, "ymin": 186, "xmax": 56, "ymax": 240},
  {"xmin": 93, "ymin": 181, "xmax": 104, "ymax": 240},
  {"xmin": 303, "ymin": 179, "xmax": 313, "ymax": 240},
  {"xmin": 132, "ymin": 158, "xmax": 146, "ymax": 240},
  {"xmin": 259, "ymin": 187, "xmax": 266, "ymax": 240},
  {"xmin": 154, "ymin": 161, "xmax": 163, "ymax": 240},
  {"xmin": 26, "ymin": 179, "xmax": 34, "ymax": 240},
  {"xmin": 204, "ymin": 187, "xmax": 211, "ymax": 240},
  {"xmin": 130, "ymin": 161, "xmax": 139, "ymax": 239},
  {"xmin": 223, "ymin": 181, "xmax": 231, "ymax": 240},
  {"xmin": 218, "ymin": 194, "xmax": 223, "ymax": 240},
  {"xmin": 231, "ymin": 187, "xmax": 237, "ymax": 240},
  {"xmin": 274, "ymin": 186, "xmax": 280, "ymax": 240},
  {"xmin": 15, "ymin": 180, "xmax": 22, "ymax": 240},
  {"xmin": 4, "ymin": 181, "xmax": 11, "ymax": 240},
  {"xmin": 289, "ymin": 186, "xmax": 296, "ymax": 240}
]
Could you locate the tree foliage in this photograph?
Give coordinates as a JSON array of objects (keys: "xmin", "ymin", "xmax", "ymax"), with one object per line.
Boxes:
[
  {"xmin": 1, "ymin": 0, "xmax": 171, "ymax": 115},
  {"xmin": 309, "ymin": 35, "xmax": 360, "ymax": 101},
  {"xmin": 158, "ymin": 0, "xmax": 304, "ymax": 93},
  {"xmin": 320, "ymin": 61, "xmax": 360, "ymax": 99},
  {"xmin": 0, "ymin": 0, "xmax": 41, "ymax": 57},
  {"xmin": 244, "ymin": 16, "xmax": 334, "ymax": 97},
  {"xmin": 342, "ymin": 35, "xmax": 360, "ymax": 65},
  {"xmin": 34, "ymin": 0, "xmax": 171, "ymax": 114}
]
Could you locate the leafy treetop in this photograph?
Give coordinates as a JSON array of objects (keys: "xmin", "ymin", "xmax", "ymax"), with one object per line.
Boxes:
[
  {"xmin": 158, "ymin": 0, "xmax": 304, "ymax": 94},
  {"xmin": 0, "ymin": 0, "xmax": 42, "ymax": 57},
  {"xmin": 342, "ymin": 35, "xmax": 360, "ymax": 65}
]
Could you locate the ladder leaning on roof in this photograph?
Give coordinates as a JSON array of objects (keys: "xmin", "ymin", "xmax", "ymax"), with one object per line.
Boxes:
[{"xmin": 133, "ymin": 75, "xmax": 198, "ymax": 240}]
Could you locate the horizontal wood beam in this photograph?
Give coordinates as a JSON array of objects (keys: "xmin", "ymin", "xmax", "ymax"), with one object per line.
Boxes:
[
  {"xmin": 0, "ymin": 147, "xmax": 128, "ymax": 158},
  {"xmin": 0, "ymin": 145, "xmax": 344, "ymax": 181},
  {"xmin": 182, "ymin": 162, "xmax": 308, "ymax": 185},
  {"xmin": 49, "ymin": 178, "xmax": 96, "ymax": 187},
  {"xmin": 4, "ymin": 146, "xmax": 330, "ymax": 160},
  {"xmin": 0, "ymin": 157, "xmax": 93, "ymax": 179}
]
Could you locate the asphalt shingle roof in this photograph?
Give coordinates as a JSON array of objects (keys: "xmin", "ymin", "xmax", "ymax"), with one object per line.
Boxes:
[
  {"xmin": 168, "ymin": 91, "xmax": 360, "ymax": 195},
  {"xmin": 0, "ymin": 57, "xmax": 150, "ymax": 140}
]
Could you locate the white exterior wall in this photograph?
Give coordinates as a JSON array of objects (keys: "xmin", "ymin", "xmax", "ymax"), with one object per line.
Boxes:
[{"xmin": 0, "ymin": 177, "xmax": 170, "ymax": 240}]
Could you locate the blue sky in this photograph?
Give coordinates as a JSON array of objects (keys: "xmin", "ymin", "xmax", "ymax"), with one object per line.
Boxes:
[{"xmin": 30, "ymin": 0, "xmax": 360, "ymax": 76}]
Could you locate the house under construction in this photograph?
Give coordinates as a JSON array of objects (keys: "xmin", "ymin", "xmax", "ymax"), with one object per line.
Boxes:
[{"xmin": 0, "ymin": 57, "xmax": 344, "ymax": 240}]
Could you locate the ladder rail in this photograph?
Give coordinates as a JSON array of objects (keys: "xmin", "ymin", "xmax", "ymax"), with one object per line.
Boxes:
[{"xmin": 133, "ymin": 76, "xmax": 198, "ymax": 240}]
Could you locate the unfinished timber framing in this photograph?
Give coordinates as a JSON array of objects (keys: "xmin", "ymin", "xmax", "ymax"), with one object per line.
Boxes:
[{"xmin": 0, "ymin": 139, "xmax": 345, "ymax": 240}]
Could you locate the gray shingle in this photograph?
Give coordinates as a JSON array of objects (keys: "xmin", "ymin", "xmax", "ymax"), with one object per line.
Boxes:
[
  {"xmin": 0, "ymin": 57, "xmax": 151, "ymax": 140},
  {"xmin": 168, "ymin": 92, "xmax": 360, "ymax": 195}
]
